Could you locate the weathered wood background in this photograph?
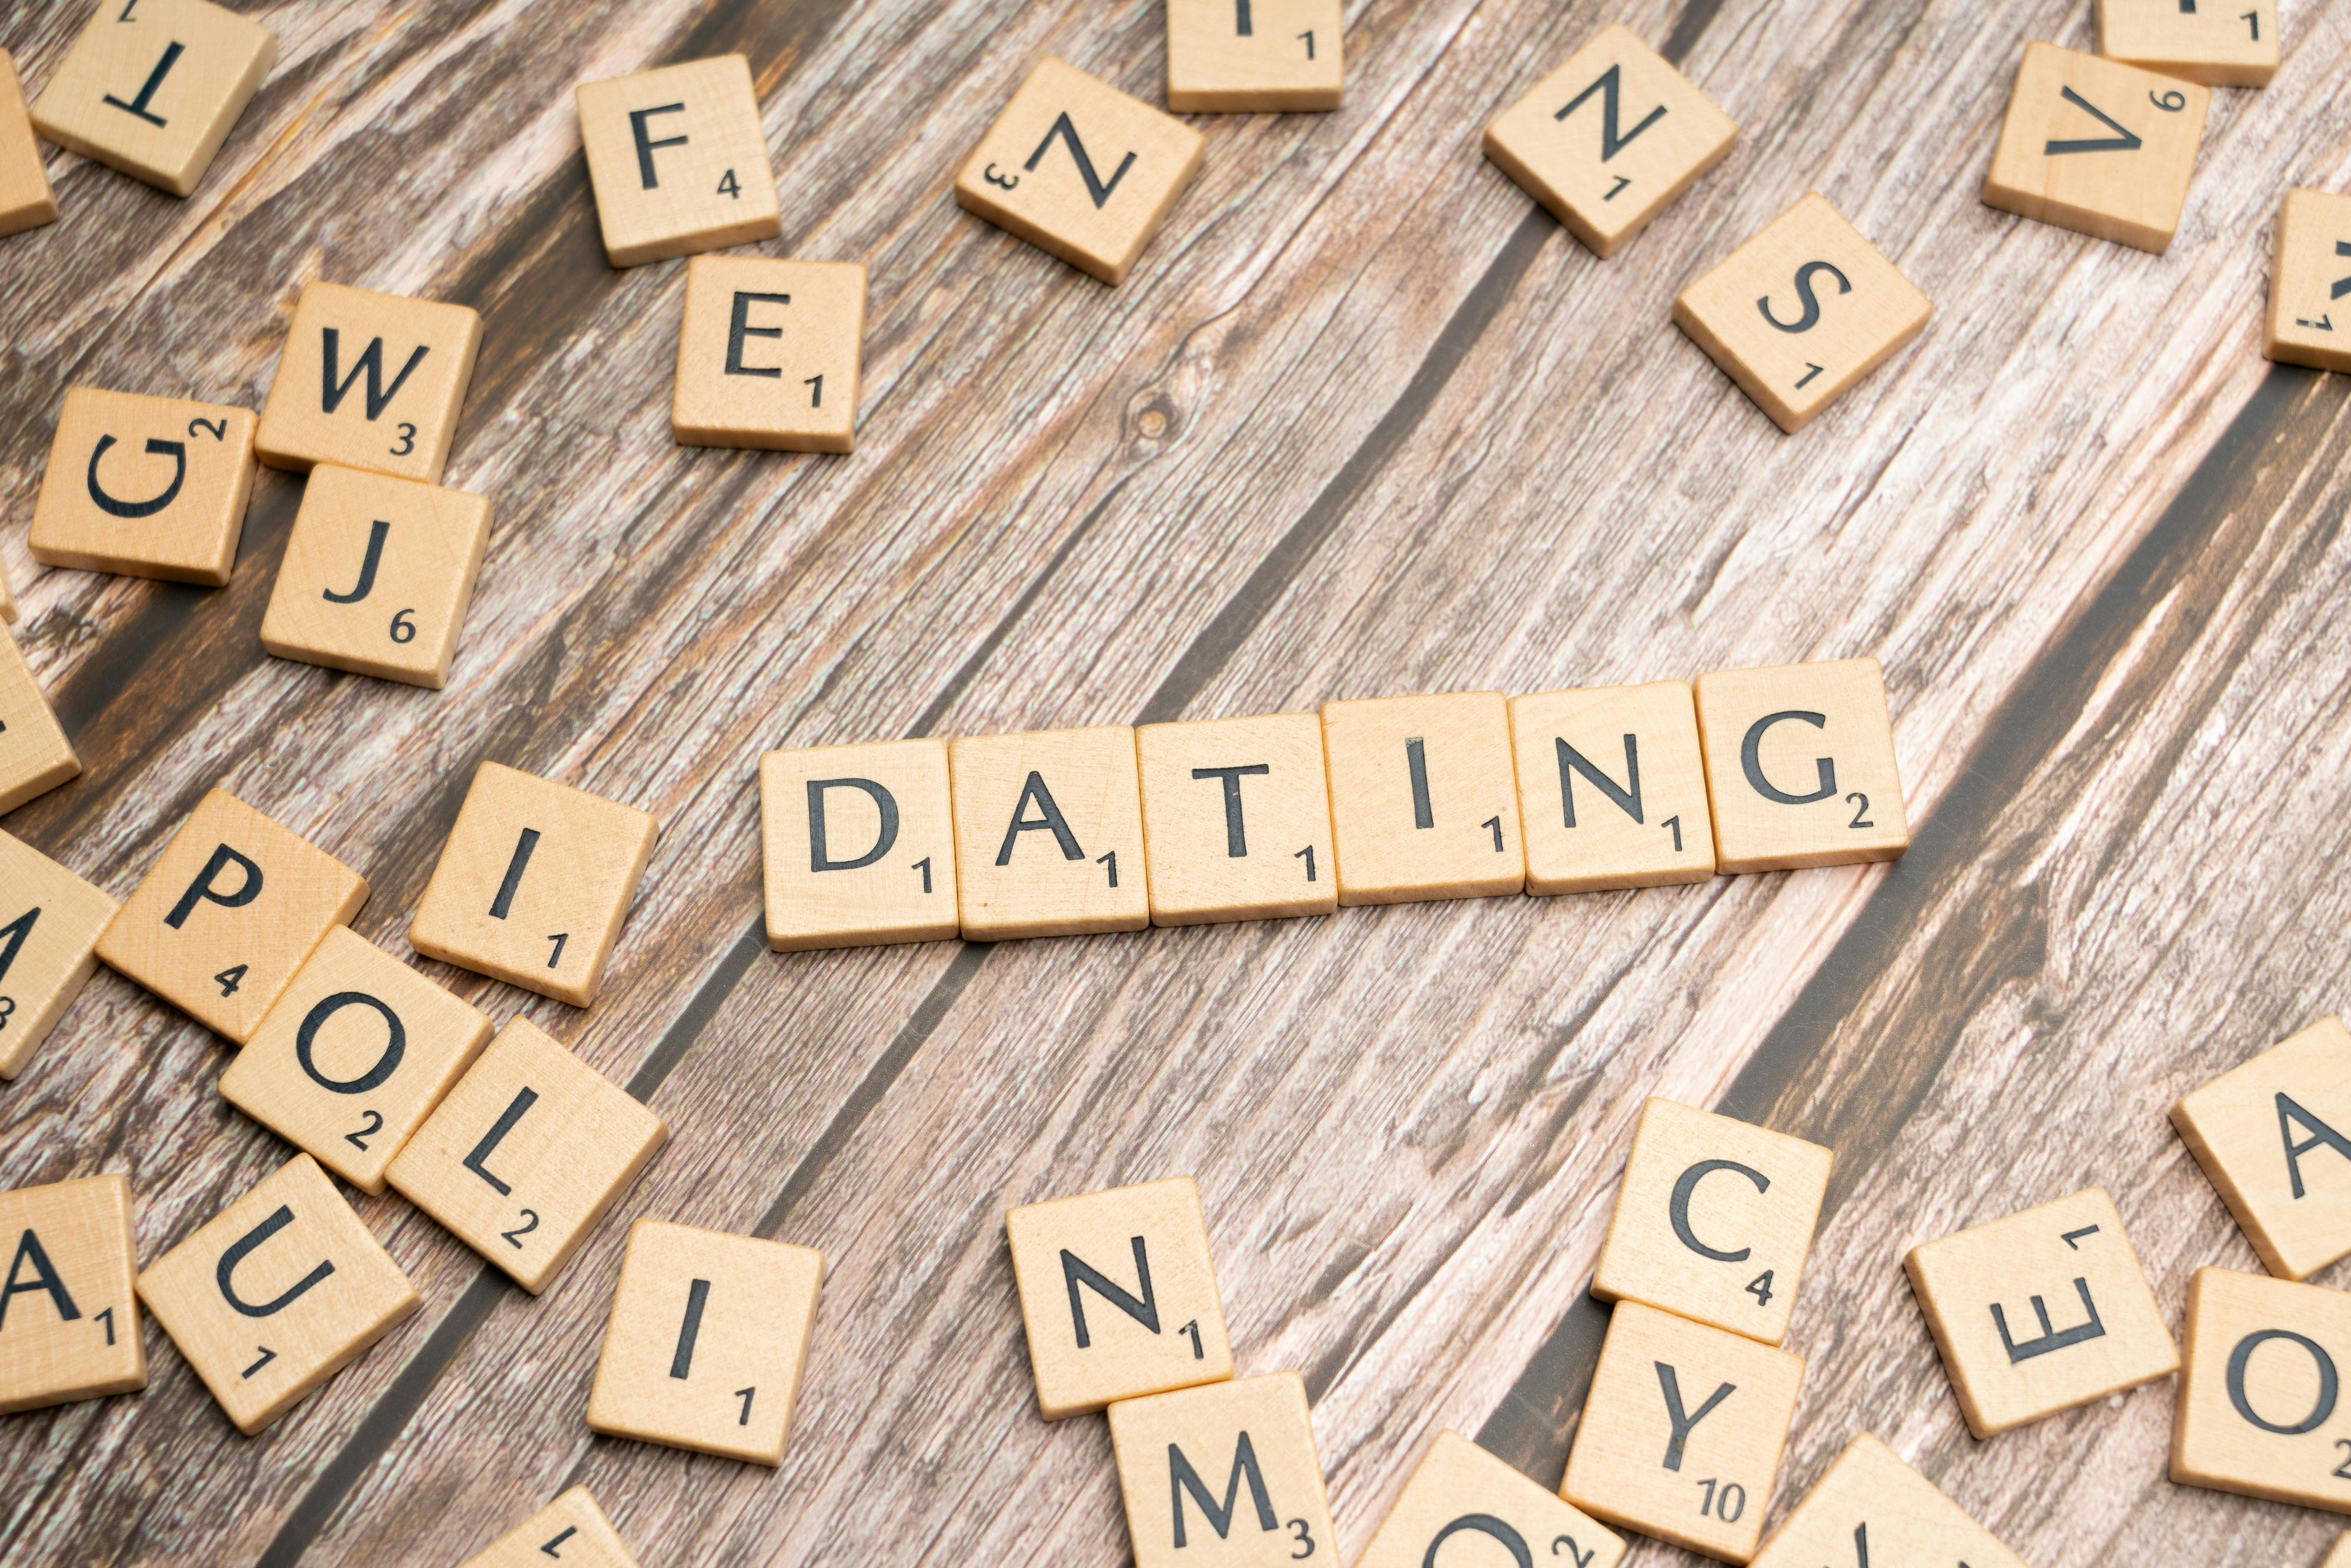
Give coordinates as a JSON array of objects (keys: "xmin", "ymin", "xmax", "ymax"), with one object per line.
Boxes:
[{"xmin": 3, "ymin": 0, "xmax": 2349, "ymax": 1561}]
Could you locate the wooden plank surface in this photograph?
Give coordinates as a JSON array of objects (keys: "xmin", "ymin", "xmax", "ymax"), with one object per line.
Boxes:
[{"xmin": 2, "ymin": 0, "xmax": 2349, "ymax": 1562}]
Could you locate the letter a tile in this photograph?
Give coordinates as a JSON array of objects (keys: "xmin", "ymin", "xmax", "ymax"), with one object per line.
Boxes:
[
  {"xmin": 30, "ymin": 387, "xmax": 258, "ymax": 585},
  {"xmin": 1166, "ymin": 0, "xmax": 1343, "ymax": 112},
  {"xmin": 2266, "ymin": 189, "xmax": 2351, "ymax": 375},
  {"xmin": 256, "ymin": 282, "xmax": 482, "ymax": 484},
  {"xmin": 672, "ymin": 256, "xmax": 867, "ymax": 453},
  {"xmin": 2098, "ymin": 0, "xmax": 2277, "ymax": 87},
  {"xmin": 0, "ymin": 1174, "xmax": 147, "ymax": 1415},
  {"xmin": 0, "ymin": 625, "xmax": 80, "ymax": 817},
  {"xmin": 1983, "ymin": 43, "xmax": 2208, "ymax": 253},
  {"xmin": 760, "ymin": 738, "xmax": 959, "ymax": 952},
  {"xmin": 1359, "ymin": 1430, "xmax": 1625, "ymax": 1568},
  {"xmin": 1135, "ymin": 713, "xmax": 1336, "ymax": 925},
  {"xmin": 1747, "ymin": 1433, "xmax": 2026, "ymax": 1568},
  {"xmin": 1693, "ymin": 658, "xmax": 1908, "ymax": 872},
  {"xmin": 577, "ymin": 55, "xmax": 780, "ymax": 268},
  {"xmin": 949, "ymin": 726, "xmax": 1148, "ymax": 941},
  {"xmin": 2172, "ymin": 1017, "xmax": 2351, "ymax": 1282},
  {"xmin": 461, "ymin": 1487, "xmax": 640, "ymax": 1568},
  {"xmin": 30, "ymin": 0, "xmax": 275, "ymax": 198},
  {"xmin": 2173, "ymin": 1267, "xmax": 2351, "ymax": 1513},
  {"xmin": 1107, "ymin": 1372, "xmax": 1335, "ymax": 1568},
  {"xmin": 1321, "ymin": 691, "xmax": 1523, "ymax": 905},
  {"xmin": 0, "ymin": 50, "xmax": 58, "ymax": 239},
  {"xmin": 0, "ymin": 829, "xmax": 121, "ymax": 1081},
  {"xmin": 1510, "ymin": 681, "xmax": 1715, "ymax": 893}
]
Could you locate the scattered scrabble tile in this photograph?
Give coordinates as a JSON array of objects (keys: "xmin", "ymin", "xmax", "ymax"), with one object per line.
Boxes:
[
  {"xmin": 94, "ymin": 787, "xmax": 367, "ymax": 1042},
  {"xmin": 406, "ymin": 761, "xmax": 660, "ymax": 1006},
  {"xmin": 0, "ymin": 561, "xmax": 12, "ymax": 624},
  {"xmin": 1904, "ymin": 1186, "xmax": 2176, "ymax": 1437},
  {"xmin": 1483, "ymin": 25, "xmax": 1736, "ymax": 259},
  {"xmin": 1106, "ymin": 1372, "xmax": 1335, "ymax": 1568},
  {"xmin": 1982, "ymin": 43, "xmax": 2208, "ymax": 253},
  {"xmin": 1673, "ymin": 193, "xmax": 1930, "ymax": 433},
  {"xmin": 0, "ymin": 49, "xmax": 58, "ymax": 239},
  {"xmin": 1320, "ymin": 691, "xmax": 1523, "ymax": 906},
  {"xmin": 576, "ymin": 55, "xmax": 780, "ymax": 268},
  {"xmin": 2098, "ymin": 0, "xmax": 2278, "ymax": 86},
  {"xmin": 671, "ymin": 256, "xmax": 867, "ymax": 453},
  {"xmin": 2172, "ymin": 1017, "xmax": 2351, "ymax": 1281},
  {"xmin": 1166, "ymin": 0, "xmax": 1343, "ymax": 112},
  {"xmin": 1509, "ymin": 681, "xmax": 1715, "ymax": 894},
  {"xmin": 759, "ymin": 738, "xmax": 959, "ymax": 952},
  {"xmin": 255, "ymin": 282, "xmax": 482, "ymax": 485},
  {"xmin": 1593, "ymin": 1098, "xmax": 1833, "ymax": 1346},
  {"xmin": 1359, "ymin": 1429, "xmax": 1626, "ymax": 1568},
  {"xmin": 1135, "ymin": 713, "xmax": 1337, "ymax": 926},
  {"xmin": 28, "ymin": 0, "xmax": 275, "ymax": 198},
  {"xmin": 218, "ymin": 927, "xmax": 493, "ymax": 1195},
  {"xmin": 136, "ymin": 1153, "xmax": 417, "ymax": 1435},
  {"xmin": 587, "ymin": 1218, "xmax": 823, "ymax": 1465},
  {"xmin": 948, "ymin": 726, "xmax": 1149, "ymax": 940},
  {"xmin": 0, "ymin": 624, "xmax": 80, "ymax": 815},
  {"xmin": 2266, "ymin": 189, "xmax": 2351, "ymax": 375},
  {"xmin": 461, "ymin": 1487, "xmax": 640, "ymax": 1568},
  {"xmin": 386, "ymin": 1017, "xmax": 665, "ymax": 1294},
  {"xmin": 1560, "ymin": 1300, "xmax": 1804, "ymax": 1562},
  {"xmin": 258, "ymin": 465, "xmax": 492, "ymax": 689},
  {"xmin": 0, "ymin": 1174, "xmax": 146, "ymax": 1415},
  {"xmin": 1692, "ymin": 657, "xmax": 1908, "ymax": 873},
  {"xmin": 2172, "ymin": 1266, "xmax": 2351, "ymax": 1511},
  {"xmin": 29, "ymin": 387, "xmax": 257, "ymax": 585},
  {"xmin": 2331, "ymin": 1534, "xmax": 2351, "ymax": 1568},
  {"xmin": 0, "ymin": 830, "xmax": 120, "ymax": 1081},
  {"xmin": 1005, "ymin": 1175, "xmax": 1232, "ymax": 1419},
  {"xmin": 955, "ymin": 58, "xmax": 1205, "ymax": 285},
  {"xmin": 1747, "ymin": 1433, "xmax": 2026, "ymax": 1568}
]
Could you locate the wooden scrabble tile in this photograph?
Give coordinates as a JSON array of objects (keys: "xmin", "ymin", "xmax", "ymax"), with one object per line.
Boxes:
[
  {"xmin": 462, "ymin": 1487, "xmax": 640, "ymax": 1568},
  {"xmin": 1135, "ymin": 713, "xmax": 1336, "ymax": 926},
  {"xmin": 0, "ymin": 560, "xmax": 13, "ymax": 624},
  {"xmin": 385, "ymin": 1017, "xmax": 665, "ymax": 1294},
  {"xmin": 1692, "ymin": 657, "xmax": 1909, "ymax": 873},
  {"xmin": 136, "ymin": 1153, "xmax": 416, "ymax": 1435},
  {"xmin": 2172, "ymin": 1018, "xmax": 2351, "ymax": 1282},
  {"xmin": 28, "ymin": 0, "xmax": 274, "ymax": 198},
  {"xmin": 1982, "ymin": 44, "xmax": 2209, "ymax": 253},
  {"xmin": 2330, "ymin": 1534, "xmax": 2351, "ymax": 1568},
  {"xmin": 94, "ymin": 787, "xmax": 367, "ymax": 1043},
  {"xmin": 576, "ymin": 55, "xmax": 780, "ymax": 269},
  {"xmin": 948, "ymin": 726, "xmax": 1148, "ymax": 941},
  {"xmin": 0, "ymin": 830, "xmax": 120, "ymax": 1081},
  {"xmin": 0, "ymin": 1174, "xmax": 146, "ymax": 1415},
  {"xmin": 1166, "ymin": 0, "xmax": 1343, "ymax": 112},
  {"xmin": 671, "ymin": 256, "xmax": 866, "ymax": 453},
  {"xmin": 219, "ymin": 927, "xmax": 493, "ymax": 1195},
  {"xmin": 2098, "ymin": 0, "xmax": 2278, "ymax": 86},
  {"xmin": 586, "ymin": 1218, "xmax": 823, "ymax": 1465},
  {"xmin": 2172, "ymin": 1266, "xmax": 2351, "ymax": 1512},
  {"xmin": 1320, "ymin": 691, "xmax": 1522, "ymax": 907},
  {"xmin": 1106, "ymin": 1372, "xmax": 1335, "ymax": 1568},
  {"xmin": 1904, "ymin": 1186, "xmax": 2176, "ymax": 1438},
  {"xmin": 259, "ymin": 465, "xmax": 491, "ymax": 689},
  {"xmin": 1747, "ymin": 1433, "xmax": 2027, "ymax": 1568},
  {"xmin": 1593, "ymin": 1098, "xmax": 1834, "ymax": 1347},
  {"xmin": 1483, "ymin": 25, "xmax": 1736, "ymax": 259},
  {"xmin": 255, "ymin": 282, "xmax": 481, "ymax": 484},
  {"xmin": 759, "ymin": 738, "xmax": 958, "ymax": 952},
  {"xmin": 0, "ymin": 624, "xmax": 80, "ymax": 817},
  {"xmin": 1560, "ymin": 1300, "xmax": 1804, "ymax": 1562},
  {"xmin": 2266, "ymin": 189, "xmax": 2351, "ymax": 375},
  {"xmin": 1673, "ymin": 194, "xmax": 1930, "ymax": 433},
  {"xmin": 954, "ymin": 58, "xmax": 1205, "ymax": 286},
  {"xmin": 1359, "ymin": 1429, "xmax": 1626, "ymax": 1568},
  {"xmin": 1510, "ymin": 681, "xmax": 1715, "ymax": 894},
  {"xmin": 406, "ymin": 761, "xmax": 660, "ymax": 1006},
  {"xmin": 29, "ymin": 387, "xmax": 257, "ymax": 585},
  {"xmin": 1005, "ymin": 1175, "xmax": 1232, "ymax": 1419},
  {"xmin": 0, "ymin": 49, "xmax": 57, "ymax": 239}
]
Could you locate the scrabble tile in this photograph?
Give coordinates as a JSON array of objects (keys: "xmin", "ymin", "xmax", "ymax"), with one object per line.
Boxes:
[
  {"xmin": 259, "ymin": 465, "xmax": 492, "ymax": 689},
  {"xmin": 0, "ymin": 625, "xmax": 81, "ymax": 816},
  {"xmin": 2172, "ymin": 1018, "xmax": 2351, "ymax": 1281},
  {"xmin": 1135, "ymin": 713, "xmax": 1336, "ymax": 926},
  {"xmin": 671, "ymin": 256, "xmax": 866, "ymax": 453},
  {"xmin": 462, "ymin": 1487, "xmax": 639, "ymax": 1568},
  {"xmin": 1904, "ymin": 1186, "xmax": 2177, "ymax": 1438},
  {"xmin": 0, "ymin": 830, "xmax": 120, "ymax": 1081},
  {"xmin": 1483, "ymin": 25, "xmax": 1736, "ymax": 259},
  {"xmin": 587, "ymin": 1219, "xmax": 823, "ymax": 1465},
  {"xmin": 1673, "ymin": 194, "xmax": 1930, "ymax": 433},
  {"xmin": 2266, "ymin": 189, "xmax": 2351, "ymax": 375},
  {"xmin": 218, "ymin": 926, "xmax": 493, "ymax": 1195},
  {"xmin": 95, "ymin": 787, "xmax": 367, "ymax": 1042},
  {"xmin": 136, "ymin": 1153, "xmax": 417, "ymax": 1435},
  {"xmin": 1592, "ymin": 1098, "xmax": 1834, "ymax": 1347},
  {"xmin": 29, "ymin": 387, "xmax": 257, "ymax": 586},
  {"xmin": 0, "ymin": 49, "xmax": 58, "ymax": 239},
  {"xmin": 1982, "ymin": 43, "xmax": 2208, "ymax": 253},
  {"xmin": 28, "ymin": 0, "xmax": 274, "ymax": 198},
  {"xmin": 0, "ymin": 560, "xmax": 13, "ymax": 624},
  {"xmin": 1692, "ymin": 658, "xmax": 1908, "ymax": 874},
  {"xmin": 1747, "ymin": 1433, "xmax": 2027, "ymax": 1568},
  {"xmin": 1166, "ymin": 0, "xmax": 1343, "ymax": 112},
  {"xmin": 1510, "ymin": 681, "xmax": 1715, "ymax": 894},
  {"xmin": 2330, "ymin": 1534, "xmax": 2351, "ymax": 1568},
  {"xmin": 1560, "ymin": 1300, "xmax": 1804, "ymax": 1562},
  {"xmin": 2172, "ymin": 1266, "xmax": 2351, "ymax": 1512},
  {"xmin": 759, "ymin": 738, "xmax": 958, "ymax": 952},
  {"xmin": 406, "ymin": 761, "xmax": 660, "ymax": 1007},
  {"xmin": 1005, "ymin": 1175, "xmax": 1232, "ymax": 1419},
  {"xmin": 948, "ymin": 726, "xmax": 1148, "ymax": 941},
  {"xmin": 255, "ymin": 282, "xmax": 482, "ymax": 484},
  {"xmin": 955, "ymin": 58, "xmax": 1205, "ymax": 286},
  {"xmin": 0, "ymin": 1174, "xmax": 146, "ymax": 1415},
  {"xmin": 1106, "ymin": 1372, "xmax": 1335, "ymax": 1568},
  {"xmin": 385, "ymin": 1017, "xmax": 665, "ymax": 1294},
  {"xmin": 2098, "ymin": 0, "xmax": 2278, "ymax": 86},
  {"xmin": 1359, "ymin": 1429, "xmax": 1626, "ymax": 1568},
  {"xmin": 1320, "ymin": 691, "xmax": 1523, "ymax": 906},
  {"xmin": 576, "ymin": 55, "xmax": 780, "ymax": 269}
]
